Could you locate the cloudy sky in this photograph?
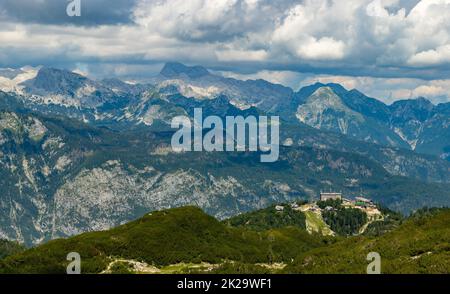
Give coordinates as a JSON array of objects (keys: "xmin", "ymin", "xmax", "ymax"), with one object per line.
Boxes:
[{"xmin": 1, "ymin": 0, "xmax": 450, "ymax": 104}]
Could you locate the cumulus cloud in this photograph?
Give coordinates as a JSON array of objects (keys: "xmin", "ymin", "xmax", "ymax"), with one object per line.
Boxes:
[
  {"xmin": 271, "ymin": 1, "xmax": 352, "ymax": 61},
  {"xmin": 133, "ymin": 0, "xmax": 287, "ymax": 42},
  {"xmin": 409, "ymin": 45, "xmax": 450, "ymax": 66},
  {"xmin": 0, "ymin": 0, "xmax": 450, "ymax": 102},
  {"xmin": 296, "ymin": 37, "xmax": 346, "ymax": 60},
  {"xmin": 216, "ymin": 49, "xmax": 269, "ymax": 62}
]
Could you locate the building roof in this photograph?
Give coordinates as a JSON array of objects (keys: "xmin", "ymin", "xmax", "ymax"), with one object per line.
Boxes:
[{"xmin": 320, "ymin": 192, "xmax": 342, "ymax": 196}]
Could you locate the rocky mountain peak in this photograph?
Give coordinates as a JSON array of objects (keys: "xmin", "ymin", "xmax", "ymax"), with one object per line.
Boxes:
[
  {"xmin": 29, "ymin": 67, "xmax": 88, "ymax": 92},
  {"xmin": 160, "ymin": 62, "xmax": 210, "ymax": 79},
  {"xmin": 390, "ymin": 97, "xmax": 435, "ymax": 122},
  {"xmin": 308, "ymin": 86, "xmax": 343, "ymax": 104}
]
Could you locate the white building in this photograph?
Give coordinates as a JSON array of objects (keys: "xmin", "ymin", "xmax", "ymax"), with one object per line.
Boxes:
[{"xmin": 320, "ymin": 192, "xmax": 342, "ymax": 201}]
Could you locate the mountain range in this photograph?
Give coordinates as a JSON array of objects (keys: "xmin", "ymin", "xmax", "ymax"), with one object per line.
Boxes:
[
  {"xmin": 2, "ymin": 62, "xmax": 448, "ymax": 158},
  {"xmin": 0, "ymin": 62, "xmax": 449, "ymax": 246}
]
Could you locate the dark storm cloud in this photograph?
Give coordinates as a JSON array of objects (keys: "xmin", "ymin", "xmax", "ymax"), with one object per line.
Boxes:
[{"xmin": 0, "ymin": 0, "xmax": 137, "ymax": 26}]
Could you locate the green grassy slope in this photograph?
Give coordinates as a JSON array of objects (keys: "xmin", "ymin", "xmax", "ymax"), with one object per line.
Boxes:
[
  {"xmin": 223, "ymin": 203, "xmax": 307, "ymax": 231},
  {"xmin": 1, "ymin": 206, "xmax": 448, "ymax": 274},
  {"xmin": 0, "ymin": 239, "xmax": 25, "ymax": 260},
  {"xmin": 284, "ymin": 208, "xmax": 450, "ymax": 274},
  {"xmin": 0, "ymin": 206, "xmax": 325, "ymax": 274}
]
